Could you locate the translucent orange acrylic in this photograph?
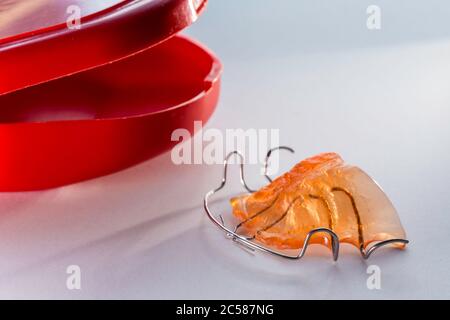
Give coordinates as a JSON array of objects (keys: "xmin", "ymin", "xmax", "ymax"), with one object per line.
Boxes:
[{"xmin": 231, "ymin": 153, "xmax": 407, "ymax": 251}]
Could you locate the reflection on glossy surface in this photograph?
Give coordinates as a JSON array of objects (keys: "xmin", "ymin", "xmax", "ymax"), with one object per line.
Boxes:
[
  {"xmin": 231, "ymin": 153, "xmax": 407, "ymax": 250},
  {"xmin": 0, "ymin": 0, "xmax": 126, "ymax": 40}
]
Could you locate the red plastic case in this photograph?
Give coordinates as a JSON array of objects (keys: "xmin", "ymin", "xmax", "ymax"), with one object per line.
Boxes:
[{"xmin": 0, "ymin": 0, "xmax": 221, "ymax": 191}]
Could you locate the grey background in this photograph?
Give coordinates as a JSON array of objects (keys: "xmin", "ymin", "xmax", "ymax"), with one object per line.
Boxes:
[{"xmin": 0, "ymin": 0, "xmax": 450, "ymax": 299}]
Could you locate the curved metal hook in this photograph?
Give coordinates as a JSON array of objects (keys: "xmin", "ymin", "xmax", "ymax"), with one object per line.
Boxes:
[
  {"xmin": 360, "ymin": 239, "xmax": 410, "ymax": 260},
  {"xmin": 264, "ymin": 146, "xmax": 295, "ymax": 182},
  {"xmin": 299, "ymin": 228, "xmax": 340, "ymax": 261},
  {"xmin": 213, "ymin": 150, "xmax": 256, "ymax": 194}
]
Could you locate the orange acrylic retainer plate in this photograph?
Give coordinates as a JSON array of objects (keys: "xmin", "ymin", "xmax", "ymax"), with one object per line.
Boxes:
[{"xmin": 0, "ymin": 0, "xmax": 222, "ymax": 191}]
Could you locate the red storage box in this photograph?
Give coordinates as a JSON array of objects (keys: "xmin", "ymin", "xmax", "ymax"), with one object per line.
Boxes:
[{"xmin": 0, "ymin": 0, "xmax": 221, "ymax": 191}]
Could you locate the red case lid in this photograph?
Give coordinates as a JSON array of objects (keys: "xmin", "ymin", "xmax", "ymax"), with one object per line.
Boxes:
[{"xmin": 0, "ymin": 0, "xmax": 208, "ymax": 95}]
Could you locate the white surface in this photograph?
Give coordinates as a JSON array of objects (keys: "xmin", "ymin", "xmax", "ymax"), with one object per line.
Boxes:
[{"xmin": 1, "ymin": 0, "xmax": 450, "ymax": 299}]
